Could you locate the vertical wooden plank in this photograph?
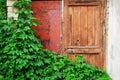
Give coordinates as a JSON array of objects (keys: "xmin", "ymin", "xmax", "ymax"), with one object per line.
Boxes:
[
  {"xmin": 78, "ymin": 7, "xmax": 81, "ymax": 46},
  {"xmin": 95, "ymin": 6, "xmax": 101, "ymax": 47},
  {"xmin": 71, "ymin": 7, "xmax": 76, "ymax": 45},
  {"xmin": 68, "ymin": 7, "xmax": 73, "ymax": 47},
  {"xmin": 71, "ymin": 6, "xmax": 81, "ymax": 46},
  {"xmin": 80, "ymin": 6, "xmax": 88, "ymax": 46},
  {"xmin": 71, "ymin": 7, "xmax": 75, "ymax": 46},
  {"xmin": 102, "ymin": 0, "xmax": 107, "ymax": 69},
  {"xmin": 63, "ymin": 0, "xmax": 69, "ymax": 52},
  {"xmin": 87, "ymin": 6, "xmax": 95, "ymax": 46}
]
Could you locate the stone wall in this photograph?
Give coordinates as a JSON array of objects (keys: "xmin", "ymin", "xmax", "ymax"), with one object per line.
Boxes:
[{"xmin": 7, "ymin": 0, "xmax": 18, "ymax": 20}]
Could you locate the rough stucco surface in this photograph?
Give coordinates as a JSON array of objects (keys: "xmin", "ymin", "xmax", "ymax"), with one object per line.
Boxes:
[
  {"xmin": 107, "ymin": 0, "xmax": 120, "ymax": 80},
  {"xmin": 32, "ymin": 1, "xmax": 61, "ymax": 53}
]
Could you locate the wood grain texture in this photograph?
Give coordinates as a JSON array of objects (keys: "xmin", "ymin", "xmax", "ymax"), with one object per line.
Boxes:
[
  {"xmin": 87, "ymin": 6, "xmax": 95, "ymax": 46},
  {"xmin": 95, "ymin": 6, "xmax": 101, "ymax": 47},
  {"xmin": 63, "ymin": 0, "xmax": 107, "ymax": 68},
  {"xmin": 68, "ymin": 5, "xmax": 101, "ymax": 47},
  {"xmin": 80, "ymin": 6, "xmax": 88, "ymax": 46}
]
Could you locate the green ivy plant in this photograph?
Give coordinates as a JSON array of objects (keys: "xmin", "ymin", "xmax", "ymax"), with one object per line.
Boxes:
[
  {"xmin": 0, "ymin": 0, "xmax": 7, "ymax": 20},
  {"xmin": 0, "ymin": 0, "xmax": 111, "ymax": 80}
]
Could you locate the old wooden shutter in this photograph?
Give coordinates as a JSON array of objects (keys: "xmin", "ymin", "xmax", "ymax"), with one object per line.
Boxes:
[{"xmin": 62, "ymin": 1, "xmax": 103, "ymax": 54}]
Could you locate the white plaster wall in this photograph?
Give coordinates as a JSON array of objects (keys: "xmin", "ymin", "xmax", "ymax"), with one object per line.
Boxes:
[{"xmin": 107, "ymin": 0, "xmax": 120, "ymax": 80}]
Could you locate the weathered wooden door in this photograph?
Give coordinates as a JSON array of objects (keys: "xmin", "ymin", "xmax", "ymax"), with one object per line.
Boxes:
[{"xmin": 62, "ymin": 0, "xmax": 107, "ymax": 68}]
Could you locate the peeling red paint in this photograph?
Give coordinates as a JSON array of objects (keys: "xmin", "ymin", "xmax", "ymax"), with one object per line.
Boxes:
[{"xmin": 32, "ymin": 1, "xmax": 61, "ymax": 53}]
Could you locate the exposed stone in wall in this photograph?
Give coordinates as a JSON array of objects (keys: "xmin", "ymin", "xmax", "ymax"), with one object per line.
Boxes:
[{"xmin": 7, "ymin": 0, "xmax": 18, "ymax": 20}]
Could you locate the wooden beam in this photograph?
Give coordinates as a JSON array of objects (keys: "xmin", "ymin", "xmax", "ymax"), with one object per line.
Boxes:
[{"xmin": 68, "ymin": 2, "xmax": 101, "ymax": 6}]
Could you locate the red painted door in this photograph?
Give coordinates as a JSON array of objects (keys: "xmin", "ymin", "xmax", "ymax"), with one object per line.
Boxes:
[{"xmin": 32, "ymin": 1, "xmax": 61, "ymax": 53}]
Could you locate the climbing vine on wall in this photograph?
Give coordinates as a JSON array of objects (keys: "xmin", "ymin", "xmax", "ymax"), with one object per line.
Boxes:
[
  {"xmin": 0, "ymin": 0, "xmax": 7, "ymax": 20},
  {"xmin": 0, "ymin": 0, "xmax": 111, "ymax": 80}
]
